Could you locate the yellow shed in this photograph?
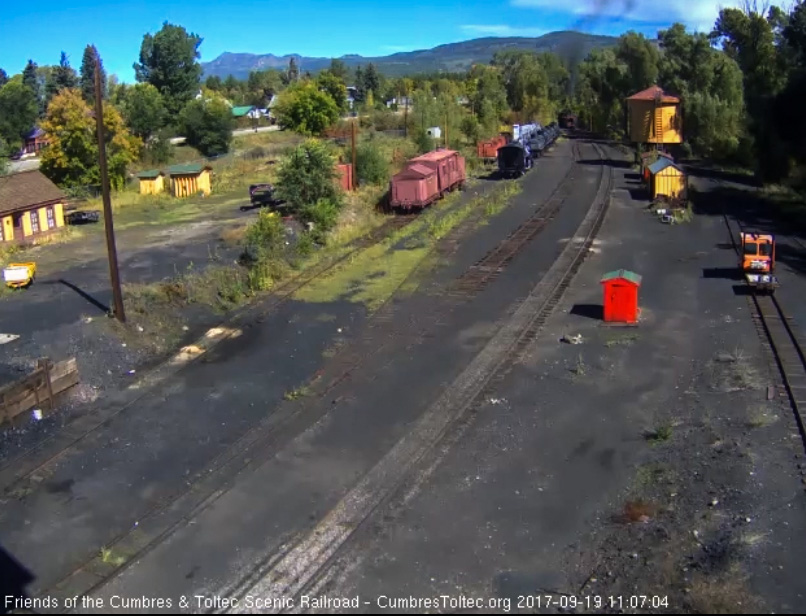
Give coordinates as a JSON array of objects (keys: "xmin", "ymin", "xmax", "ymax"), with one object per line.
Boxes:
[
  {"xmin": 626, "ymin": 85, "xmax": 682, "ymax": 145},
  {"xmin": 648, "ymin": 157, "xmax": 687, "ymax": 199},
  {"xmin": 168, "ymin": 164, "xmax": 213, "ymax": 198},
  {"xmin": 137, "ymin": 169, "xmax": 166, "ymax": 195},
  {"xmin": 0, "ymin": 170, "xmax": 67, "ymax": 243}
]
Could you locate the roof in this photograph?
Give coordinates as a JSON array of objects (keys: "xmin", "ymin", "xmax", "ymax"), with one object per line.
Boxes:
[
  {"xmin": 627, "ymin": 85, "xmax": 680, "ymax": 103},
  {"xmin": 395, "ymin": 163, "xmax": 436, "ymax": 179},
  {"xmin": 166, "ymin": 164, "xmax": 212, "ymax": 176},
  {"xmin": 410, "ymin": 149, "xmax": 458, "ymax": 163},
  {"xmin": 648, "ymin": 157, "xmax": 684, "ymax": 175},
  {"xmin": 231, "ymin": 105, "xmax": 255, "ymax": 117},
  {"xmin": 25, "ymin": 127, "xmax": 46, "ymax": 140},
  {"xmin": 0, "ymin": 170, "xmax": 66, "ymax": 215},
  {"xmin": 136, "ymin": 169, "xmax": 165, "ymax": 179},
  {"xmin": 640, "ymin": 151, "xmax": 673, "ymax": 161},
  {"xmin": 601, "ymin": 269, "xmax": 642, "ymax": 285}
]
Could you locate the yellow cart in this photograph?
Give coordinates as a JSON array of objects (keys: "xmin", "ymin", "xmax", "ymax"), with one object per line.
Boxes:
[{"xmin": 3, "ymin": 262, "xmax": 37, "ymax": 289}]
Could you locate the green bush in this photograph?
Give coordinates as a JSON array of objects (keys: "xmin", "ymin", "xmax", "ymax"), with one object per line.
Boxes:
[
  {"xmin": 243, "ymin": 210, "xmax": 286, "ymax": 261},
  {"xmin": 347, "ymin": 141, "xmax": 389, "ymax": 186},
  {"xmin": 300, "ymin": 199, "xmax": 341, "ymax": 244},
  {"xmin": 275, "ymin": 139, "xmax": 342, "ymax": 212}
]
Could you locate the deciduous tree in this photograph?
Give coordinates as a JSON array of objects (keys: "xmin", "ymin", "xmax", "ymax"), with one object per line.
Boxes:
[
  {"xmin": 273, "ymin": 81, "xmax": 341, "ymax": 135},
  {"xmin": 0, "ymin": 78, "xmax": 39, "ymax": 151},
  {"xmin": 124, "ymin": 83, "xmax": 167, "ymax": 140},
  {"xmin": 179, "ymin": 97, "xmax": 234, "ymax": 157},
  {"xmin": 316, "ymin": 70, "xmax": 347, "ymax": 111},
  {"xmin": 40, "ymin": 88, "xmax": 141, "ymax": 189},
  {"xmin": 274, "ymin": 139, "xmax": 341, "ymax": 212},
  {"xmin": 134, "ymin": 22, "xmax": 203, "ymax": 115}
]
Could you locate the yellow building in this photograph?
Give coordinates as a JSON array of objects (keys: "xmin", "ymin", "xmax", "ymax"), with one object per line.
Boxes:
[
  {"xmin": 626, "ymin": 85, "xmax": 682, "ymax": 145},
  {"xmin": 0, "ymin": 170, "xmax": 66, "ymax": 243},
  {"xmin": 168, "ymin": 164, "xmax": 213, "ymax": 198},
  {"xmin": 137, "ymin": 169, "xmax": 167, "ymax": 195},
  {"xmin": 648, "ymin": 157, "xmax": 687, "ymax": 199}
]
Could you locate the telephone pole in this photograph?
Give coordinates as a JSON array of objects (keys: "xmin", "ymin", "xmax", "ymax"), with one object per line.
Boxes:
[
  {"xmin": 351, "ymin": 120, "xmax": 357, "ymax": 191},
  {"xmin": 93, "ymin": 52, "xmax": 126, "ymax": 323}
]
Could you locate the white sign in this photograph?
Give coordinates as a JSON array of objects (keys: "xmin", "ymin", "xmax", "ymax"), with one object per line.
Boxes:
[{"xmin": 426, "ymin": 126, "xmax": 441, "ymax": 139}]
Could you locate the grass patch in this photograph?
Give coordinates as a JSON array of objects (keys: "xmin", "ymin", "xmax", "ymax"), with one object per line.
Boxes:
[
  {"xmin": 294, "ymin": 181, "xmax": 519, "ymax": 311},
  {"xmin": 707, "ymin": 348, "xmax": 763, "ymax": 392},
  {"xmin": 220, "ymin": 224, "xmax": 249, "ymax": 245},
  {"xmin": 687, "ymin": 567, "xmax": 762, "ymax": 613},
  {"xmin": 99, "ymin": 547, "xmax": 126, "ymax": 567},
  {"xmin": 746, "ymin": 407, "xmax": 779, "ymax": 429},
  {"xmin": 604, "ymin": 333, "xmax": 639, "ymax": 347},
  {"xmin": 570, "ymin": 354, "xmax": 587, "ymax": 377},
  {"xmin": 645, "ymin": 423, "xmax": 673, "ymax": 443},
  {"xmin": 283, "ymin": 385, "xmax": 311, "ymax": 400},
  {"xmin": 483, "ymin": 182, "xmax": 523, "ymax": 218},
  {"xmin": 634, "ymin": 463, "xmax": 675, "ymax": 489}
]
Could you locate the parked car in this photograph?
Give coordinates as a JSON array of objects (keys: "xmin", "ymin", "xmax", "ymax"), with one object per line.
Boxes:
[
  {"xmin": 65, "ymin": 210, "xmax": 100, "ymax": 225},
  {"xmin": 243, "ymin": 183, "xmax": 282, "ymax": 211}
]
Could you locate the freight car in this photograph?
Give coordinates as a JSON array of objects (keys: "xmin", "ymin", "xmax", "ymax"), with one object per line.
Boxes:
[
  {"xmin": 389, "ymin": 149, "xmax": 467, "ymax": 211},
  {"xmin": 497, "ymin": 142, "xmax": 533, "ymax": 178},
  {"xmin": 558, "ymin": 112, "xmax": 577, "ymax": 130},
  {"xmin": 529, "ymin": 131, "xmax": 547, "ymax": 157},
  {"xmin": 477, "ymin": 135, "xmax": 508, "ymax": 161}
]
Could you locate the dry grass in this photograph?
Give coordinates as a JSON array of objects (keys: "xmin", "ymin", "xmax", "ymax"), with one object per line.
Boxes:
[
  {"xmin": 604, "ymin": 333, "xmax": 639, "ymax": 347},
  {"xmin": 687, "ymin": 568, "xmax": 763, "ymax": 614},
  {"xmin": 220, "ymin": 224, "xmax": 249, "ymax": 246},
  {"xmin": 620, "ymin": 499, "xmax": 657, "ymax": 523}
]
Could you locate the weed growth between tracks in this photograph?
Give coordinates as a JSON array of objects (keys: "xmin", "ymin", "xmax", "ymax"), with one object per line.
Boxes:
[{"xmin": 294, "ymin": 181, "xmax": 522, "ymax": 311}]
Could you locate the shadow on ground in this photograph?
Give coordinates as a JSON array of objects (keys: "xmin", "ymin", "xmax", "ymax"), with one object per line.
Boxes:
[
  {"xmin": 0, "ymin": 544, "xmax": 33, "ymax": 614},
  {"xmin": 570, "ymin": 303, "xmax": 603, "ymax": 320}
]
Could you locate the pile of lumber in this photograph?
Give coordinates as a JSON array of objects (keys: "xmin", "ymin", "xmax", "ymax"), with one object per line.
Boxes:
[{"xmin": 0, "ymin": 358, "xmax": 79, "ymax": 426}]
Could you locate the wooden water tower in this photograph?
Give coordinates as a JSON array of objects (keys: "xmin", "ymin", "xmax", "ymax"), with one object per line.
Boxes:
[{"xmin": 626, "ymin": 85, "xmax": 682, "ymax": 149}]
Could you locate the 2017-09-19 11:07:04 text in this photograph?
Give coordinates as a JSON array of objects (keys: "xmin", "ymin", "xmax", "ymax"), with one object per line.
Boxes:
[{"xmin": 4, "ymin": 593, "xmax": 671, "ymax": 612}]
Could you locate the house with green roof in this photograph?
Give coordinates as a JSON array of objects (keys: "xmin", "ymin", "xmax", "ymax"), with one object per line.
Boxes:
[
  {"xmin": 167, "ymin": 164, "xmax": 213, "ymax": 197},
  {"xmin": 136, "ymin": 169, "xmax": 167, "ymax": 195}
]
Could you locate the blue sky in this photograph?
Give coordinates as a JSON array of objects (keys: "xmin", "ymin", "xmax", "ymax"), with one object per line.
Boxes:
[{"xmin": 0, "ymin": 0, "xmax": 733, "ymax": 83}]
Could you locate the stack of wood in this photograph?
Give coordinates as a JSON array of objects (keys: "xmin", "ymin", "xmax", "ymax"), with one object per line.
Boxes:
[{"xmin": 0, "ymin": 357, "xmax": 79, "ymax": 427}]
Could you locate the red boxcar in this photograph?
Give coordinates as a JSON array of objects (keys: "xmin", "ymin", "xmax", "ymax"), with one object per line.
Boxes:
[
  {"xmin": 336, "ymin": 163, "xmax": 353, "ymax": 191},
  {"xmin": 477, "ymin": 135, "xmax": 507, "ymax": 159},
  {"xmin": 389, "ymin": 164, "xmax": 440, "ymax": 210},
  {"xmin": 409, "ymin": 149, "xmax": 466, "ymax": 194}
]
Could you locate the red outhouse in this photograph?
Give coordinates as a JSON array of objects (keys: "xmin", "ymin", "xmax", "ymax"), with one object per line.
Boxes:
[
  {"xmin": 336, "ymin": 163, "xmax": 353, "ymax": 191},
  {"xmin": 600, "ymin": 270, "xmax": 642, "ymax": 324}
]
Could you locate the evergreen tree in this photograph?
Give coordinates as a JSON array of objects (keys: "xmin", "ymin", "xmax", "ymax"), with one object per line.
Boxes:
[
  {"xmin": 45, "ymin": 52, "xmax": 78, "ymax": 108},
  {"xmin": 22, "ymin": 60, "xmax": 38, "ymax": 91},
  {"xmin": 80, "ymin": 45, "xmax": 107, "ymax": 103},
  {"xmin": 0, "ymin": 69, "xmax": 8, "ymax": 88}
]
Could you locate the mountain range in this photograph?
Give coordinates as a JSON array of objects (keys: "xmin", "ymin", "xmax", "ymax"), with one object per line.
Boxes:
[{"xmin": 200, "ymin": 31, "xmax": 618, "ymax": 80}]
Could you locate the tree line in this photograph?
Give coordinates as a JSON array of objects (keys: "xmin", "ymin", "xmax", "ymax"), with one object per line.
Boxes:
[{"xmin": 3, "ymin": 4, "xmax": 806, "ymax": 189}]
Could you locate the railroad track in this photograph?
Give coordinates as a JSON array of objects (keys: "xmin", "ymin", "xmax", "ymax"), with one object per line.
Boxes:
[
  {"xmin": 14, "ymin": 151, "xmax": 572, "ymax": 608},
  {"xmin": 15, "ymin": 139, "xmax": 591, "ymax": 609},
  {"xmin": 448, "ymin": 141, "xmax": 582, "ymax": 298},
  {"xmin": 721, "ymin": 212, "xmax": 806, "ymax": 445},
  {"xmin": 220, "ymin": 141, "xmax": 614, "ymax": 615}
]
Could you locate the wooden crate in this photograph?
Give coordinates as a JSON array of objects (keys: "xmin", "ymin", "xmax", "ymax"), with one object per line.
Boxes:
[{"xmin": 0, "ymin": 358, "xmax": 79, "ymax": 426}]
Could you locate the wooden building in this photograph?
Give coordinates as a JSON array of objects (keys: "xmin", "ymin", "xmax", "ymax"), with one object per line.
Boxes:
[
  {"xmin": 136, "ymin": 169, "xmax": 167, "ymax": 195},
  {"xmin": 22, "ymin": 127, "xmax": 49, "ymax": 156},
  {"xmin": 626, "ymin": 85, "xmax": 682, "ymax": 145},
  {"xmin": 167, "ymin": 164, "xmax": 213, "ymax": 198},
  {"xmin": 648, "ymin": 157, "xmax": 687, "ymax": 199},
  {"xmin": 0, "ymin": 170, "xmax": 66, "ymax": 243}
]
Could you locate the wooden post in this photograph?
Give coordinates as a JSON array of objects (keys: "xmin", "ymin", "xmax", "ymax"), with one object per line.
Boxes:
[
  {"xmin": 37, "ymin": 358, "xmax": 54, "ymax": 411},
  {"xmin": 351, "ymin": 120, "xmax": 357, "ymax": 191}
]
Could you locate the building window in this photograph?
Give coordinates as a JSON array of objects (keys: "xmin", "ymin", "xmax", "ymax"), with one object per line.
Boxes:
[
  {"xmin": 46, "ymin": 207, "xmax": 55, "ymax": 229},
  {"xmin": 30, "ymin": 211, "xmax": 40, "ymax": 234}
]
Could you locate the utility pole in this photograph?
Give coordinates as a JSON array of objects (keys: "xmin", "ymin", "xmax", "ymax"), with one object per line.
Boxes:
[
  {"xmin": 93, "ymin": 52, "xmax": 126, "ymax": 323},
  {"xmin": 351, "ymin": 120, "xmax": 357, "ymax": 191}
]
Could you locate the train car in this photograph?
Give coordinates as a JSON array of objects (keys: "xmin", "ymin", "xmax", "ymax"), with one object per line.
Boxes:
[
  {"xmin": 529, "ymin": 131, "xmax": 547, "ymax": 157},
  {"xmin": 476, "ymin": 135, "xmax": 507, "ymax": 161},
  {"xmin": 408, "ymin": 149, "xmax": 466, "ymax": 194},
  {"xmin": 389, "ymin": 163, "xmax": 440, "ymax": 211},
  {"xmin": 558, "ymin": 112, "xmax": 577, "ymax": 130},
  {"xmin": 497, "ymin": 142, "xmax": 532, "ymax": 178}
]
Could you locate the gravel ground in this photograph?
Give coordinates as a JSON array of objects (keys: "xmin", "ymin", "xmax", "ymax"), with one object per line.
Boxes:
[{"xmin": 302, "ymin": 148, "xmax": 806, "ymax": 613}]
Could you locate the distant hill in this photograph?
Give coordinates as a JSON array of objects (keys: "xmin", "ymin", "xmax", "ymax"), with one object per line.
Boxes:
[{"xmin": 201, "ymin": 31, "xmax": 618, "ymax": 80}]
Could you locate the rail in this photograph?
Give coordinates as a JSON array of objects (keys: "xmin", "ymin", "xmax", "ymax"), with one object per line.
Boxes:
[{"xmin": 722, "ymin": 212, "xmax": 806, "ymax": 446}]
